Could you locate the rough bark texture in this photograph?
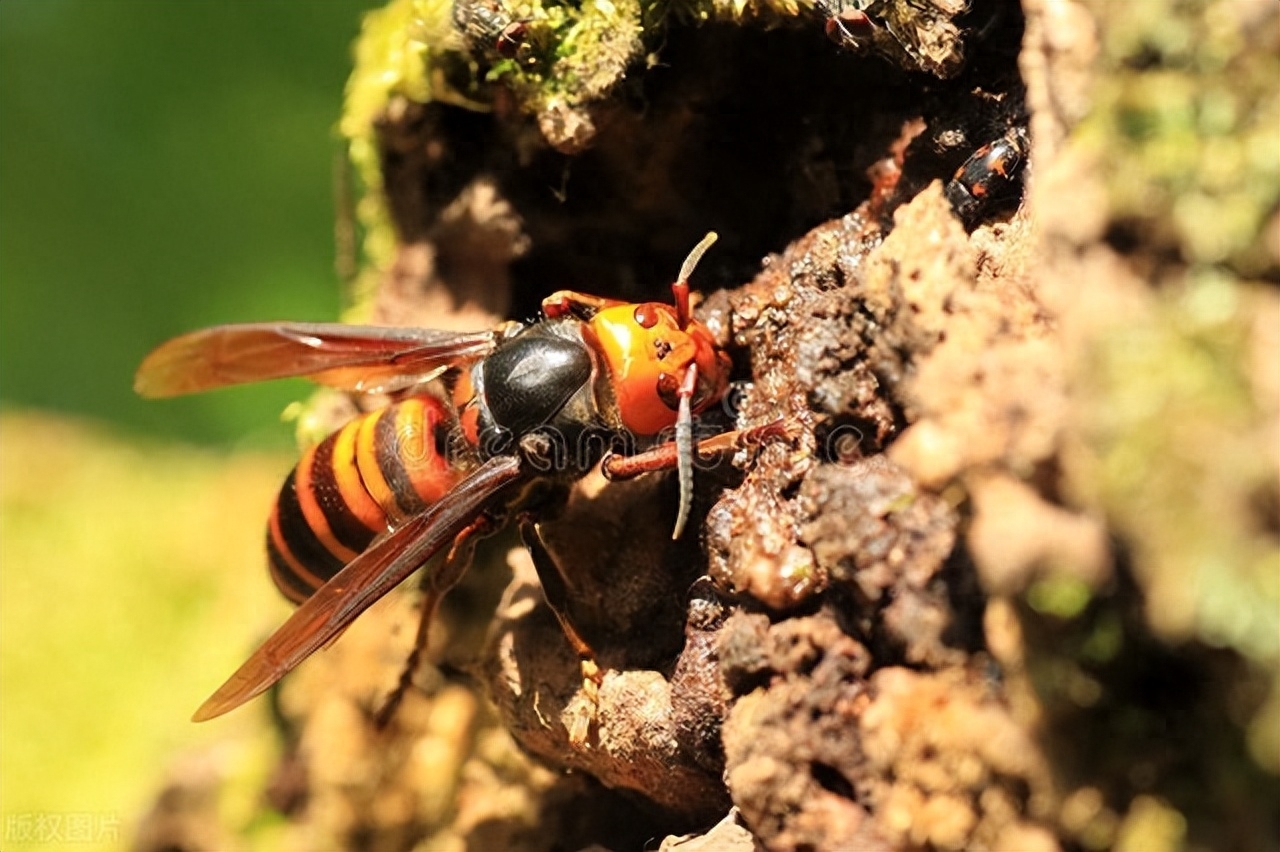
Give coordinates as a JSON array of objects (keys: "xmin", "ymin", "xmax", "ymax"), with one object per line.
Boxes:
[{"xmin": 135, "ymin": 1, "xmax": 1279, "ymax": 850}]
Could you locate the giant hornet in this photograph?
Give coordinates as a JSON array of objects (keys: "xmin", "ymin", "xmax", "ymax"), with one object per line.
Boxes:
[{"xmin": 137, "ymin": 234, "xmax": 780, "ymax": 725}]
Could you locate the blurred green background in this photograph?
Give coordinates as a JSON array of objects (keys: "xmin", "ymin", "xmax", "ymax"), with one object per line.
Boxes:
[
  {"xmin": 1, "ymin": 2, "xmax": 375, "ymax": 849},
  {"xmin": 1, "ymin": 0, "xmax": 372, "ymax": 447}
]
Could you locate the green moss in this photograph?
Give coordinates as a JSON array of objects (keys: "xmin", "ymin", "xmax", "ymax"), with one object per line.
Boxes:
[
  {"xmin": 1080, "ymin": 0, "xmax": 1280, "ymax": 274},
  {"xmin": 1028, "ymin": 574, "xmax": 1094, "ymax": 619},
  {"xmin": 1081, "ymin": 277, "xmax": 1279, "ymax": 667},
  {"xmin": 340, "ymin": 0, "xmax": 453, "ymax": 311},
  {"xmin": 1079, "ymin": 611, "xmax": 1124, "ymax": 665},
  {"xmin": 343, "ymin": 0, "xmax": 441, "ymax": 147},
  {"xmin": 544, "ymin": 0, "xmax": 645, "ymax": 98},
  {"xmin": 335, "ymin": 0, "xmax": 823, "ymax": 280}
]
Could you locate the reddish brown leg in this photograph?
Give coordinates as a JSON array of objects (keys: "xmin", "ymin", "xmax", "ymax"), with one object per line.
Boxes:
[
  {"xmin": 601, "ymin": 419, "xmax": 793, "ymax": 481},
  {"xmin": 519, "ymin": 518, "xmax": 603, "ymax": 745},
  {"xmin": 374, "ymin": 513, "xmax": 497, "ymax": 729},
  {"xmin": 540, "ymin": 290, "xmax": 627, "ymax": 320},
  {"xmin": 518, "ymin": 518, "xmax": 601, "ymax": 681}
]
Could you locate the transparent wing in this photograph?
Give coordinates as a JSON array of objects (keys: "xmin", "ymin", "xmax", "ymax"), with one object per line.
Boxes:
[
  {"xmin": 135, "ymin": 322, "xmax": 499, "ymax": 398},
  {"xmin": 192, "ymin": 454, "xmax": 525, "ymax": 722}
]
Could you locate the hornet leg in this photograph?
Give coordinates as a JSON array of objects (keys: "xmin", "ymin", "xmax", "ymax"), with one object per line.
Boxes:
[
  {"xmin": 519, "ymin": 517, "xmax": 602, "ymax": 746},
  {"xmin": 540, "ymin": 290, "xmax": 627, "ymax": 320},
  {"xmin": 601, "ymin": 418, "xmax": 794, "ymax": 480},
  {"xmin": 374, "ymin": 512, "xmax": 498, "ymax": 729}
]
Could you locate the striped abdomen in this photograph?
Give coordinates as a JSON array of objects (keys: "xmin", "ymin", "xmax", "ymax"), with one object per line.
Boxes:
[{"xmin": 267, "ymin": 395, "xmax": 464, "ymax": 604}]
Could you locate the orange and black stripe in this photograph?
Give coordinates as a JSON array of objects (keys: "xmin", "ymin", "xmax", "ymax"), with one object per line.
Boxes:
[{"xmin": 266, "ymin": 396, "xmax": 466, "ymax": 604}]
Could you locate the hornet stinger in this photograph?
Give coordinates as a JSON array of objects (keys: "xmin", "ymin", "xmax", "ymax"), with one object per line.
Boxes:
[{"xmin": 136, "ymin": 233, "xmax": 783, "ymax": 726}]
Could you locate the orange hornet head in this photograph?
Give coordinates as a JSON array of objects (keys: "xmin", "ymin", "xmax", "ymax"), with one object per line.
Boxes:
[
  {"xmin": 587, "ymin": 302, "xmax": 732, "ymax": 436},
  {"xmin": 585, "ymin": 232, "xmax": 731, "ymax": 437}
]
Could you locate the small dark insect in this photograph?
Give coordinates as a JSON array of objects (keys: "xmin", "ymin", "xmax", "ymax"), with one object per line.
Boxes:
[
  {"xmin": 136, "ymin": 234, "xmax": 785, "ymax": 736},
  {"xmin": 453, "ymin": 0, "xmax": 528, "ymax": 58},
  {"xmin": 944, "ymin": 126, "xmax": 1030, "ymax": 227},
  {"xmin": 813, "ymin": 0, "xmax": 926, "ymax": 60},
  {"xmin": 814, "ymin": 0, "xmax": 881, "ymax": 49},
  {"xmin": 814, "ymin": 0, "xmax": 971, "ymax": 78}
]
